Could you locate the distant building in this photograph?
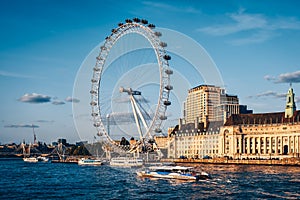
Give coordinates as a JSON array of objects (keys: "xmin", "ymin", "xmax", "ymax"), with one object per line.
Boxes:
[
  {"xmin": 52, "ymin": 142, "xmax": 58, "ymax": 146},
  {"xmin": 183, "ymin": 85, "xmax": 240, "ymax": 127},
  {"xmin": 220, "ymin": 94, "xmax": 240, "ymax": 122},
  {"xmin": 76, "ymin": 141, "xmax": 88, "ymax": 146},
  {"xmin": 183, "ymin": 85, "xmax": 225, "ymax": 126},
  {"xmin": 239, "ymin": 105, "xmax": 253, "ymax": 114},
  {"xmin": 219, "ymin": 86, "xmax": 300, "ymax": 159},
  {"xmin": 58, "ymin": 138, "xmax": 67, "ymax": 145}
]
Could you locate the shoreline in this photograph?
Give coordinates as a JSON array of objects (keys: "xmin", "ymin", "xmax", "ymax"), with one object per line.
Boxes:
[
  {"xmin": 162, "ymin": 157, "xmax": 300, "ymax": 166},
  {"xmin": 2, "ymin": 154, "xmax": 300, "ymax": 166}
]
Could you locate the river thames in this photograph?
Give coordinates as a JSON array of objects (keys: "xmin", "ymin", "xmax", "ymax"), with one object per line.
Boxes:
[{"xmin": 0, "ymin": 158, "xmax": 300, "ymax": 199}]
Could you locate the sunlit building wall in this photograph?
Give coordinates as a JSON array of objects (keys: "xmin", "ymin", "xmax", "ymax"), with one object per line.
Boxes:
[
  {"xmin": 219, "ymin": 86, "xmax": 300, "ymax": 159},
  {"xmin": 168, "ymin": 131, "xmax": 220, "ymax": 159},
  {"xmin": 184, "ymin": 85, "xmax": 225, "ymax": 126}
]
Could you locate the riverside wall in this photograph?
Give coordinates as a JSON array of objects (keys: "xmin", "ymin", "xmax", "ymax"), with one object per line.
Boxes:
[{"xmin": 162, "ymin": 157, "xmax": 300, "ymax": 166}]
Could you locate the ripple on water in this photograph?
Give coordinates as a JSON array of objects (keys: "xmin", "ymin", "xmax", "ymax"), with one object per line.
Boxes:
[{"xmin": 1, "ymin": 159, "xmax": 300, "ymax": 199}]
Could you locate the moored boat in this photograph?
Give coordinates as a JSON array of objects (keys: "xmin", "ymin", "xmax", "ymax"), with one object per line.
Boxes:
[
  {"xmin": 23, "ymin": 157, "xmax": 38, "ymax": 163},
  {"xmin": 136, "ymin": 165, "xmax": 210, "ymax": 181},
  {"xmin": 78, "ymin": 158, "xmax": 103, "ymax": 166},
  {"xmin": 22, "ymin": 142, "xmax": 39, "ymax": 163},
  {"xmin": 110, "ymin": 157, "xmax": 143, "ymax": 167},
  {"xmin": 37, "ymin": 156, "xmax": 49, "ymax": 162}
]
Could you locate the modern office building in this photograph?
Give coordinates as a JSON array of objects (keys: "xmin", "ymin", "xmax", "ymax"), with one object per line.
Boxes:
[
  {"xmin": 183, "ymin": 85, "xmax": 225, "ymax": 126},
  {"xmin": 183, "ymin": 85, "xmax": 241, "ymax": 127}
]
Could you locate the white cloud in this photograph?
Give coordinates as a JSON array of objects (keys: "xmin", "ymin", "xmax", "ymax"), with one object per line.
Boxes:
[
  {"xmin": 269, "ymin": 17, "xmax": 300, "ymax": 30},
  {"xmin": 4, "ymin": 124, "xmax": 39, "ymax": 128},
  {"xmin": 199, "ymin": 11, "xmax": 267, "ymax": 36},
  {"xmin": 65, "ymin": 96, "xmax": 80, "ymax": 103},
  {"xmin": 248, "ymin": 90, "xmax": 285, "ymax": 99},
  {"xmin": 264, "ymin": 75, "xmax": 276, "ymax": 81},
  {"xmin": 265, "ymin": 71, "xmax": 300, "ymax": 83},
  {"xmin": 276, "ymin": 71, "xmax": 300, "ymax": 83},
  {"xmin": 228, "ymin": 30, "xmax": 277, "ymax": 45},
  {"xmin": 256, "ymin": 91, "xmax": 286, "ymax": 98},
  {"xmin": 198, "ymin": 9, "xmax": 300, "ymax": 45},
  {"xmin": 52, "ymin": 100, "xmax": 65, "ymax": 105},
  {"xmin": 36, "ymin": 120, "xmax": 54, "ymax": 123},
  {"xmin": 18, "ymin": 93, "xmax": 51, "ymax": 103}
]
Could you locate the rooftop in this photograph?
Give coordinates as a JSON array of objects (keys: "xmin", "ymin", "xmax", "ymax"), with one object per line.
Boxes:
[{"xmin": 225, "ymin": 110, "xmax": 300, "ymax": 126}]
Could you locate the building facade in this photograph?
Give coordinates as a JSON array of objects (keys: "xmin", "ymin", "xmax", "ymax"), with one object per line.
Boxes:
[
  {"xmin": 164, "ymin": 85, "xmax": 300, "ymax": 160},
  {"xmin": 219, "ymin": 86, "xmax": 300, "ymax": 159},
  {"xmin": 168, "ymin": 130, "xmax": 220, "ymax": 159},
  {"xmin": 164, "ymin": 84, "xmax": 242, "ymax": 159},
  {"xmin": 184, "ymin": 85, "xmax": 225, "ymax": 125}
]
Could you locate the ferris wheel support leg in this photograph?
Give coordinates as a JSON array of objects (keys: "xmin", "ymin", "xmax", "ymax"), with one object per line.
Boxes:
[
  {"xmin": 131, "ymin": 96, "xmax": 149, "ymax": 131},
  {"xmin": 130, "ymin": 95, "xmax": 144, "ymax": 145}
]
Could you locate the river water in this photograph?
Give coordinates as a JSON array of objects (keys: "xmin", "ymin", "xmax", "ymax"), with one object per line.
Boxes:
[{"xmin": 0, "ymin": 158, "xmax": 300, "ymax": 199}]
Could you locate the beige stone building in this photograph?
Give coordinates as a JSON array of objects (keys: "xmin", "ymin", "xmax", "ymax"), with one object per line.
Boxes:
[
  {"xmin": 163, "ymin": 85, "xmax": 299, "ymax": 160},
  {"xmin": 167, "ymin": 125, "xmax": 220, "ymax": 159},
  {"xmin": 219, "ymin": 87, "xmax": 300, "ymax": 159},
  {"xmin": 183, "ymin": 85, "xmax": 226, "ymax": 125},
  {"xmin": 164, "ymin": 84, "xmax": 242, "ymax": 159}
]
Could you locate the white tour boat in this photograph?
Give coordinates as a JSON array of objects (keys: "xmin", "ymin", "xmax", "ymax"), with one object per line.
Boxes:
[
  {"xmin": 22, "ymin": 142, "xmax": 39, "ymax": 163},
  {"xmin": 78, "ymin": 158, "xmax": 103, "ymax": 166},
  {"xmin": 110, "ymin": 157, "xmax": 143, "ymax": 167},
  {"xmin": 23, "ymin": 157, "xmax": 38, "ymax": 163},
  {"xmin": 136, "ymin": 165, "xmax": 211, "ymax": 181}
]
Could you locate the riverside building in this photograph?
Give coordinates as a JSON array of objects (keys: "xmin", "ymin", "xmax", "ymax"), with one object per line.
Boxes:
[
  {"xmin": 163, "ymin": 84, "xmax": 299, "ymax": 160},
  {"xmin": 166, "ymin": 84, "xmax": 242, "ymax": 159},
  {"xmin": 183, "ymin": 85, "xmax": 225, "ymax": 126},
  {"xmin": 219, "ymin": 86, "xmax": 300, "ymax": 159}
]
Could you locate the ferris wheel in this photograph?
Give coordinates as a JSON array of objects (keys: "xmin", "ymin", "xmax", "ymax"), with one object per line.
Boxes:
[{"xmin": 90, "ymin": 18, "xmax": 173, "ymax": 154}]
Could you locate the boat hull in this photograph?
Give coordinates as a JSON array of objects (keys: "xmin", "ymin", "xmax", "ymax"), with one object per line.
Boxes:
[
  {"xmin": 137, "ymin": 171, "xmax": 199, "ymax": 181},
  {"xmin": 23, "ymin": 157, "xmax": 38, "ymax": 163},
  {"xmin": 110, "ymin": 157, "xmax": 143, "ymax": 167},
  {"xmin": 136, "ymin": 165, "xmax": 211, "ymax": 181},
  {"xmin": 78, "ymin": 159, "xmax": 103, "ymax": 166}
]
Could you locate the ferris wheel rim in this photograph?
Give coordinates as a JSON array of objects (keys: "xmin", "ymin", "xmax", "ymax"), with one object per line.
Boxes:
[{"xmin": 90, "ymin": 19, "xmax": 172, "ymax": 151}]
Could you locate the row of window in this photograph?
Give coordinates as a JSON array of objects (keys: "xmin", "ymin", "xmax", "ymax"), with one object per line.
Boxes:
[{"xmin": 177, "ymin": 149, "xmax": 219, "ymax": 155}]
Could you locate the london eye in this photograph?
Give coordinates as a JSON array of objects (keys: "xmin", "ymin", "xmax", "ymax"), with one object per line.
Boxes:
[{"xmin": 90, "ymin": 18, "xmax": 173, "ymax": 155}]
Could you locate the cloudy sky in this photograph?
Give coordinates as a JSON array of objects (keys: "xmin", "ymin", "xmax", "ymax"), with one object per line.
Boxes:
[{"xmin": 1, "ymin": 0, "xmax": 300, "ymax": 144}]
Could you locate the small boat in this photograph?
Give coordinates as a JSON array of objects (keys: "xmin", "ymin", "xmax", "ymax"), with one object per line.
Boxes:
[
  {"xmin": 78, "ymin": 158, "xmax": 103, "ymax": 166},
  {"xmin": 37, "ymin": 156, "xmax": 49, "ymax": 162},
  {"xmin": 136, "ymin": 165, "xmax": 210, "ymax": 181},
  {"xmin": 22, "ymin": 142, "xmax": 38, "ymax": 163},
  {"xmin": 23, "ymin": 157, "xmax": 38, "ymax": 163},
  {"xmin": 110, "ymin": 157, "xmax": 143, "ymax": 167}
]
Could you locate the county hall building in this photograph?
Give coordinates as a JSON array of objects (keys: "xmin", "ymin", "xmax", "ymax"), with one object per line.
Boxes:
[
  {"xmin": 163, "ymin": 84, "xmax": 300, "ymax": 160},
  {"xmin": 219, "ymin": 86, "xmax": 300, "ymax": 159}
]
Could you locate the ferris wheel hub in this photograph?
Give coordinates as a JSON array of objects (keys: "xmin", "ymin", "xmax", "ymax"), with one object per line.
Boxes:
[{"xmin": 119, "ymin": 87, "xmax": 141, "ymax": 96}]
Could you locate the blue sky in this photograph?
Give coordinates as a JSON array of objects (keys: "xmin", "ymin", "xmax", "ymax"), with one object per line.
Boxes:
[{"xmin": 1, "ymin": 0, "xmax": 300, "ymax": 144}]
